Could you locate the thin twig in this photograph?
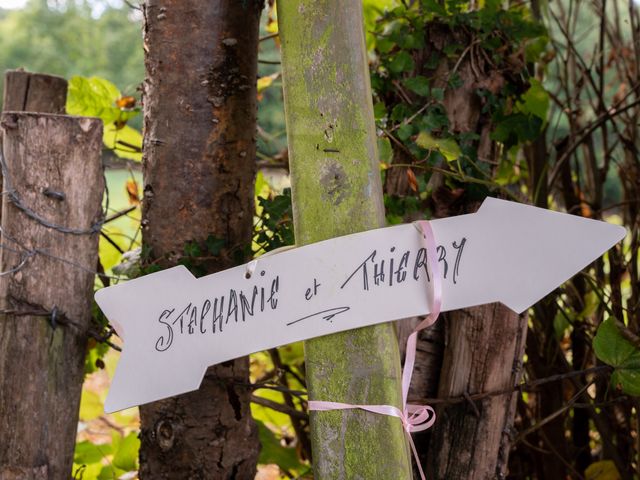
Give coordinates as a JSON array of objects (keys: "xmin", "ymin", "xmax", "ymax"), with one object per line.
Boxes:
[
  {"xmin": 260, "ymin": 32, "xmax": 279, "ymax": 42},
  {"xmin": 251, "ymin": 394, "xmax": 308, "ymax": 421}
]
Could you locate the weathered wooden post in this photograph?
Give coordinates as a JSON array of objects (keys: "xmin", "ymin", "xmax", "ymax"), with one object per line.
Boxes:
[
  {"xmin": 0, "ymin": 70, "xmax": 68, "ymax": 225},
  {"xmin": 277, "ymin": 1, "xmax": 413, "ymax": 477},
  {"xmin": 0, "ymin": 112, "xmax": 104, "ymax": 480},
  {"xmin": 2, "ymin": 70, "xmax": 68, "ymax": 113}
]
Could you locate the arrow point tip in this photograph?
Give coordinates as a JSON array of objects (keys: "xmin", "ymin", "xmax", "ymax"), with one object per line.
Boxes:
[{"xmin": 613, "ymin": 224, "xmax": 627, "ymax": 242}]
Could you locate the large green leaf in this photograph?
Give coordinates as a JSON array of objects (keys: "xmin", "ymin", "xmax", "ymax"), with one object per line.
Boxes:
[
  {"xmin": 67, "ymin": 76, "xmax": 134, "ymax": 124},
  {"xmin": 415, "ymin": 132, "xmax": 461, "ymax": 161},
  {"xmin": 403, "ymin": 76, "xmax": 430, "ymax": 96},
  {"xmin": 78, "ymin": 389, "xmax": 103, "ymax": 421},
  {"xmin": 74, "ymin": 441, "xmax": 113, "ymax": 465},
  {"xmin": 111, "ymin": 432, "xmax": 140, "ymax": 472},
  {"xmin": 388, "ymin": 51, "xmax": 415, "ymax": 73},
  {"xmin": 518, "ymin": 79, "xmax": 549, "ymax": 121},
  {"xmin": 594, "ymin": 318, "xmax": 640, "ymax": 395}
]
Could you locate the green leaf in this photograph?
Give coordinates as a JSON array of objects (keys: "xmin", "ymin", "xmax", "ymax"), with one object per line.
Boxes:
[
  {"xmin": 375, "ymin": 36, "xmax": 396, "ymax": 54},
  {"xmin": 431, "ymin": 87, "xmax": 444, "ymax": 102},
  {"xmin": 447, "ymin": 72, "xmax": 463, "ymax": 89},
  {"xmin": 518, "ymin": 79, "xmax": 549, "ymax": 121},
  {"xmin": 256, "ymin": 420, "xmax": 305, "ymax": 472},
  {"xmin": 103, "ymin": 123, "xmax": 143, "ymax": 162},
  {"xmin": 67, "ymin": 76, "xmax": 138, "ymax": 125},
  {"xmin": 112, "ymin": 432, "xmax": 140, "ymax": 472},
  {"xmin": 377, "ymin": 136, "xmax": 393, "ymax": 165},
  {"xmin": 388, "ymin": 51, "xmax": 415, "ymax": 73},
  {"xmin": 421, "ymin": 0, "xmax": 447, "ymax": 16},
  {"xmin": 205, "ymin": 235, "xmax": 225, "ymax": 256},
  {"xmin": 74, "ymin": 441, "xmax": 112, "ymax": 465},
  {"xmin": 73, "ymin": 462, "xmax": 103, "ymax": 480},
  {"xmin": 397, "ymin": 31, "xmax": 425, "ymax": 50},
  {"xmin": 67, "ymin": 76, "xmax": 120, "ymax": 124},
  {"xmin": 97, "ymin": 465, "xmax": 127, "ymax": 480},
  {"xmin": 68, "ymin": 76, "xmax": 142, "ymax": 161},
  {"xmin": 255, "ymin": 170, "xmax": 269, "ymax": 198},
  {"xmin": 491, "ymin": 113, "xmax": 543, "ymax": 148},
  {"xmin": 420, "ymin": 106, "xmax": 449, "ymax": 130},
  {"xmin": 397, "ymin": 123, "xmax": 414, "ymax": 141},
  {"xmin": 415, "ymin": 132, "xmax": 462, "ymax": 161},
  {"xmin": 183, "ymin": 241, "xmax": 202, "ymax": 258},
  {"xmin": 373, "ymin": 101, "xmax": 387, "ymax": 120},
  {"xmin": 585, "ymin": 460, "xmax": 621, "ymax": 480},
  {"xmin": 79, "ymin": 390, "xmax": 103, "ymax": 421},
  {"xmin": 84, "ymin": 340, "xmax": 109, "ymax": 375},
  {"xmin": 402, "ymin": 76, "xmax": 430, "ymax": 96},
  {"xmin": 553, "ymin": 311, "xmax": 570, "ymax": 340},
  {"xmin": 594, "ymin": 318, "xmax": 640, "ymax": 395},
  {"xmin": 99, "ymin": 226, "xmax": 128, "ymax": 272},
  {"xmin": 594, "ymin": 318, "xmax": 637, "ymax": 366},
  {"xmin": 251, "ymin": 388, "xmax": 292, "ymax": 430},
  {"xmin": 525, "ymin": 35, "xmax": 549, "ymax": 63},
  {"xmin": 278, "ymin": 342, "xmax": 305, "ymax": 366},
  {"xmin": 391, "ymin": 103, "xmax": 411, "ymax": 122}
]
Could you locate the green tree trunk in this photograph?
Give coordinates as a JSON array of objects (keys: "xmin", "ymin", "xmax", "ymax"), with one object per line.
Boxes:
[{"xmin": 277, "ymin": 1, "xmax": 413, "ymax": 478}]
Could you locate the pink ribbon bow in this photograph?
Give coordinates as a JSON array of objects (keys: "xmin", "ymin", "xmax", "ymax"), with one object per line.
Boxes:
[{"xmin": 309, "ymin": 220, "xmax": 442, "ymax": 480}]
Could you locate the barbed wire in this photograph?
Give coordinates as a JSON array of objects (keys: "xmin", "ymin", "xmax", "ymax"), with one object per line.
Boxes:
[
  {"xmin": 0, "ymin": 299, "xmax": 122, "ymax": 352},
  {"xmin": 0, "ymin": 141, "xmax": 139, "ymax": 358},
  {"xmin": 0, "ymin": 231, "xmax": 127, "ymax": 282},
  {"xmin": 0, "ymin": 150, "xmax": 105, "ymax": 235}
]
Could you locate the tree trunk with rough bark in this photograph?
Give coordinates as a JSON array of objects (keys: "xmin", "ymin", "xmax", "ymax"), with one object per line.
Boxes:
[
  {"xmin": 138, "ymin": 1, "xmax": 262, "ymax": 478},
  {"xmin": 278, "ymin": 1, "xmax": 414, "ymax": 478},
  {"xmin": 0, "ymin": 112, "xmax": 103, "ymax": 480},
  {"xmin": 427, "ymin": 304, "xmax": 526, "ymax": 479}
]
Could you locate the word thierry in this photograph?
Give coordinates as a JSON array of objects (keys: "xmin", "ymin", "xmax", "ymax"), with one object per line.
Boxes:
[
  {"xmin": 154, "ymin": 271, "xmax": 280, "ymax": 352},
  {"xmin": 341, "ymin": 238, "xmax": 467, "ymax": 291}
]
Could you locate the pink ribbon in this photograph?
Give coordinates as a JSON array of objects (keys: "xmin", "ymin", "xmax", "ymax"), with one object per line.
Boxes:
[{"xmin": 309, "ymin": 220, "xmax": 441, "ymax": 480}]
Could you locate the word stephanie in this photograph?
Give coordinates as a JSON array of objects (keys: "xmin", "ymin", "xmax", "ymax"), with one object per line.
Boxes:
[
  {"xmin": 341, "ymin": 239, "xmax": 467, "ymax": 291},
  {"xmin": 154, "ymin": 273, "xmax": 280, "ymax": 352}
]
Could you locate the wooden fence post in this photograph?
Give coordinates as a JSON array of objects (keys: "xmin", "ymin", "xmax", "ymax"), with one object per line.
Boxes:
[
  {"xmin": 277, "ymin": 1, "xmax": 413, "ymax": 478},
  {"xmin": 0, "ymin": 112, "xmax": 104, "ymax": 480},
  {"xmin": 2, "ymin": 70, "xmax": 68, "ymax": 113},
  {"xmin": 0, "ymin": 70, "xmax": 68, "ymax": 226}
]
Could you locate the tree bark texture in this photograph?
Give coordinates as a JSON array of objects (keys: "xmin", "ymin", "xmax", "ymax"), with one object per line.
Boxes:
[
  {"xmin": 0, "ymin": 112, "xmax": 104, "ymax": 480},
  {"xmin": 426, "ymin": 304, "xmax": 526, "ymax": 479},
  {"xmin": 139, "ymin": 1, "xmax": 262, "ymax": 478},
  {"xmin": 278, "ymin": 1, "xmax": 414, "ymax": 478}
]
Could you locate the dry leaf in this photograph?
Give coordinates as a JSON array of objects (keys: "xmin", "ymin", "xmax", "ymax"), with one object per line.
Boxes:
[
  {"xmin": 406, "ymin": 167, "xmax": 418, "ymax": 193},
  {"xmin": 126, "ymin": 179, "xmax": 140, "ymax": 205}
]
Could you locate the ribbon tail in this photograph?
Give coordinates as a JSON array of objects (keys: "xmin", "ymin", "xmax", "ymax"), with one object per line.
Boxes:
[{"xmin": 406, "ymin": 430, "xmax": 426, "ymax": 480}]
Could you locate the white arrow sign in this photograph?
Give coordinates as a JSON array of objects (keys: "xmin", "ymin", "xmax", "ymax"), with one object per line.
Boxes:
[{"xmin": 96, "ymin": 198, "xmax": 625, "ymax": 412}]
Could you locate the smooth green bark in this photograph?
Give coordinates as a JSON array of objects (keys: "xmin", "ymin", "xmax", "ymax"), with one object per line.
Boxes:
[{"xmin": 277, "ymin": 1, "xmax": 413, "ymax": 478}]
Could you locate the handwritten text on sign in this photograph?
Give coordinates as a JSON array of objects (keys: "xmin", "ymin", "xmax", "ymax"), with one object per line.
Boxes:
[{"xmin": 96, "ymin": 198, "xmax": 625, "ymax": 412}]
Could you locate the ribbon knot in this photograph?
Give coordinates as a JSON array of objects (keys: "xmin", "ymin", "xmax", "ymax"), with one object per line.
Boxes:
[
  {"xmin": 309, "ymin": 220, "xmax": 441, "ymax": 480},
  {"xmin": 403, "ymin": 404, "xmax": 436, "ymax": 433}
]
